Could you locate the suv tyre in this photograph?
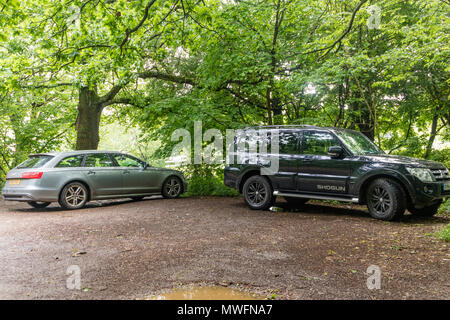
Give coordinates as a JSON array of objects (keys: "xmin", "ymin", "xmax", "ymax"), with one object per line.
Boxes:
[
  {"xmin": 366, "ymin": 178, "xmax": 406, "ymax": 221},
  {"xmin": 243, "ymin": 175, "xmax": 275, "ymax": 210}
]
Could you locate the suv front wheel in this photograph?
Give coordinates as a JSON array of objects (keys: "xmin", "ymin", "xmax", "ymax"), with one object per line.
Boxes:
[
  {"xmin": 366, "ymin": 178, "xmax": 406, "ymax": 221},
  {"xmin": 243, "ymin": 175, "xmax": 275, "ymax": 210}
]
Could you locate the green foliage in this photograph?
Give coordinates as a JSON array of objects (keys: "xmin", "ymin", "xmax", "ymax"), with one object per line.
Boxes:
[
  {"xmin": 438, "ymin": 198, "xmax": 450, "ymax": 216},
  {"xmin": 180, "ymin": 165, "xmax": 238, "ymax": 197},
  {"xmin": 429, "ymin": 149, "xmax": 450, "ymax": 169},
  {"xmin": 435, "ymin": 224, "xmax": 450, "ymax": 242}
]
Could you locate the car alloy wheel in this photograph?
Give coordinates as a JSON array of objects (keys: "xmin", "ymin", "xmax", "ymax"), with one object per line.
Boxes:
[
  {"xmin": 370, "ymin": 186, "xmax": 392, "ymax": 215},
  {"xmin": 163, "ymin": 177, "xmax": 182, "ymax": 198},
  {"xmin": 243, "ymin": 175, "xmax": 274, "ymax": 210},
  {"xmin": 246, "ymin": 181, "xmax": 268, "ymax": 206},
  {"xmin": 59, "ymin": 183, "xmax": 88, "ymax": 209},
  {"xmin": 366, "ymin": 178, "xmax": 405, "ymax": 221}
]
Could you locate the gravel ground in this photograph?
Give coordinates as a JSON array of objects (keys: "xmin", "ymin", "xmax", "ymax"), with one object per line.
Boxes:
[{"xmin": 0, "ymin": 196, "xmax": 448, "ymax": 300}]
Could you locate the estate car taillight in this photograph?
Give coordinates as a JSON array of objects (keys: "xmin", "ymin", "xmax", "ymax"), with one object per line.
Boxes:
[{"xmin": 21, "ymin": 172, "xmax": 44, "ymax": 179}]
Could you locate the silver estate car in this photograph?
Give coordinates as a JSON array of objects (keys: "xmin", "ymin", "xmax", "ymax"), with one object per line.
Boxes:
[{"xmin": 1, "ymin": 151, "xmax": 187, "ymax": 209}]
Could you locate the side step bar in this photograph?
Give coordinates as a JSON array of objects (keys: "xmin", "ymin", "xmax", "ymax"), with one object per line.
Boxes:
[{"xmin": 273, "ymin": 191, "xmax": 359, "ymax": 203}]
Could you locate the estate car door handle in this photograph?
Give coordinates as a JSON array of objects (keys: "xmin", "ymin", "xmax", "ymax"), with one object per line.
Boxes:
[
  {"xmin": 123, "ymin": 170, "xmax": 130, "ymax": 174},
  {"xmin": 87, "ymin": 170, "xmax": 96, "ymax": 175}
]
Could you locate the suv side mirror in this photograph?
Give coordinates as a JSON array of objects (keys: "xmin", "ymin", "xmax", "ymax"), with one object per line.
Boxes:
[
  {"xmin": 143, "ymin": 162, "xmax": 149, "ymax": 170},
  {"xmin": 328, "ymin": 146, "xmax": 344, "ymax": 158}
]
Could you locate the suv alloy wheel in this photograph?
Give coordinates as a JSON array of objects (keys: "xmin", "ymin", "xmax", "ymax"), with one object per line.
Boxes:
[
  {"xmin": 366, "ymin": 178, "xmax": 406, "ymax": 220},
  {"xmin": 243, "ymin": 175, "xmax": 275, "ymax": 210}
]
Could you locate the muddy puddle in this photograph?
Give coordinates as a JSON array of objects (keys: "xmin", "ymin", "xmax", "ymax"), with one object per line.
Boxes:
[{"xmin": 147, "ymin": 286, "xmax": 264, "ymax": 300}]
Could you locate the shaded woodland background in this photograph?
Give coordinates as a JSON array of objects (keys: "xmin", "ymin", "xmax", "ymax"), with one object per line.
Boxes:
[{"xmin": 0, "ymin": 0, "xmax": 448, "ymax": 201}]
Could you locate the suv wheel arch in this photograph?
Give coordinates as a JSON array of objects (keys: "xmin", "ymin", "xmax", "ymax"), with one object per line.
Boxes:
[
  {"xmin": 238, "ymin": 169, "xmax": 265, "ymax": 193},
  {"xmin": 359, "ymin": 174, "xmax": 412, "ymax": 206}
]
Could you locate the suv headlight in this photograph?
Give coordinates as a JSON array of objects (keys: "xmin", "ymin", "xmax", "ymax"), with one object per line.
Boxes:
[{"xmin": 406, "ymin": 167, "xmax": 434, "ymax": 182}]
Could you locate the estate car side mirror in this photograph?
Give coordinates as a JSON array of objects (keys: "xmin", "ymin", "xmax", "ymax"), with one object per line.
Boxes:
[{"xmin": 328, "ymin": 146, "xmax": 344, "ymax": 159}]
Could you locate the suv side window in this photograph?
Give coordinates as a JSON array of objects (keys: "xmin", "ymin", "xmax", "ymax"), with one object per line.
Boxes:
[
  {"xmin": 279, "ymin": 131, "xmax": 299, "ymax": 154},
  {"xmin": 84, "ymin": 154, "xmax": 115, "ymax": 167},
  {"xmin": 114, "ymin": 154, "xmax": 144, "ymax": 168},
  {"xmin": 56, "ymin": 155, "xmax": 85, "ymax": 168},
  {"xmin": 301, "ymin": 131, "xmax": 339, "ymax": 156}
]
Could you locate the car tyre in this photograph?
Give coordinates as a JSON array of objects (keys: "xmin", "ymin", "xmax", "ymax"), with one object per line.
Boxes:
[
  {"xmin": 28, "ymin": 201, "xmax": 51, "ymax": 209},
  {"xmin": 243, "ymin": 175, "xmax": 275, "ymax": 210},
  {"xmin": 366, "ymin": 178, "xmax": 406, "ymax": 221},
  {"xmin": 162, "ymin": 176, "xmax": 183, "ymax": 199},
  {"xmin": 59, "ymin": 182, "xmax": 89, "ymax": 210},
  {"xmin": 408, "ymin": 201, "xmax": 442, "ymax": 217}
]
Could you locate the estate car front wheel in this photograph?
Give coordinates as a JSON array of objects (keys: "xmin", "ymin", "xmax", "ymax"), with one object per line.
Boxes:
[
  {"xmin": 162, "ymin": 176, "xmax": 183, "ymax": 199},
  {"xmin": 243, "ymin": 175, "xmax": 275, "ymax": 210},
  {"xmin": 366, "ymin": 178, "xmax": 406, "ymax": 221},
  {"xmin": 59, "ymin": 182, "xmax": 88, "ymax": 210}
]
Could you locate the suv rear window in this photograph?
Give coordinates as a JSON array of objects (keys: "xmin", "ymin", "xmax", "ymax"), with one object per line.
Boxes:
[{"xmin": 17, "ymin": 155, "xmax": 53, "ymax": 169}]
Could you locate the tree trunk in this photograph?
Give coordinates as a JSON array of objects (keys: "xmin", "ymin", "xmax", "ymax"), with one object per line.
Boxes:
[
  {"xmin": 75, "ymin": 87, "xmax": 103, "ymax": 150},
  {"xmin": 424, "ymin": 107, "xmax": 439, "ymax": 159}
]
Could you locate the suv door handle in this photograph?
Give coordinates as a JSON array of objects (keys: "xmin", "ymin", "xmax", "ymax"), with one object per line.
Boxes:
[
  {"xmin": 123, "ymin": 170, "xmax": 130, "ymax": 174},
  {"xmin": 87, "ymin": 170, "xmax": 96, "ymax": 175}
]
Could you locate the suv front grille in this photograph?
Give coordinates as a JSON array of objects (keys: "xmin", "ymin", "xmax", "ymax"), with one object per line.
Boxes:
[{"xmin": 431, "ymin": 169, "xmax": 450, "ymax": 181}]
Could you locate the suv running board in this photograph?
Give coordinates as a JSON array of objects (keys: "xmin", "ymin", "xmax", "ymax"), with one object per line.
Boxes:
[{"xmin": 273, "ymin": 191, "xmax": 359, "ymax": 203}]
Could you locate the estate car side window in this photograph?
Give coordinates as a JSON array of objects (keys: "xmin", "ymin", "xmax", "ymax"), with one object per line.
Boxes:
[
  {"xmin": 279, "ymin": 131, "xmax": 299, "ymax": 154},
  {"xmin": 56, "ymin": 155, "xmax": 85, "ymax": 168},
  {"xmin": 84, "ymin": 154, "xmax": 115, "ymax": 167},
  {"xmin": 301, "ymin": 131, "xmax": 339, "ymax": 156},
  {"xmin": 114, "ymin": 154, "xmax": 144, "ymax": 168}
]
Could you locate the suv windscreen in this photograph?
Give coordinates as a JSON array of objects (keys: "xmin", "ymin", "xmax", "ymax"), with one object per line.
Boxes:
[
  {"xmin": 337, "ymin": 130, "xmax": 384, "ymax": 155},
  {"xmin": 17, "ymin": 155, "xmax": 53, "ymax": 169}
]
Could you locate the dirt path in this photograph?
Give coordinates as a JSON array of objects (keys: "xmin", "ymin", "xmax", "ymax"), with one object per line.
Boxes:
[{"xmin": 0, "ymin": 196, "xmax": 448, "ymax": 300}]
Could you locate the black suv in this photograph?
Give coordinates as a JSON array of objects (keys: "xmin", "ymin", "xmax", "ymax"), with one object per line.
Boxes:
[{"xmin": 224, "ymin": 125, "xmax": 450, "ymax": 220}]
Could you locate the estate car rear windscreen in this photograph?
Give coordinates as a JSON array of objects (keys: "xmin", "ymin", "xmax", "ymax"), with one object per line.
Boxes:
[{"xmin": 16, "ymin": 155, "xmax": 53, "ymax": 169}]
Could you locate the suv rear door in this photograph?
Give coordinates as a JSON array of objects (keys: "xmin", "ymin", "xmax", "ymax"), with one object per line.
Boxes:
[
  {"xmin": 272, "ymin": 130, "xmax": 302, "ymax": 190},
  {"xmin": 296, "ymin": 130, "xmax": 351, "ymax": 194}
]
